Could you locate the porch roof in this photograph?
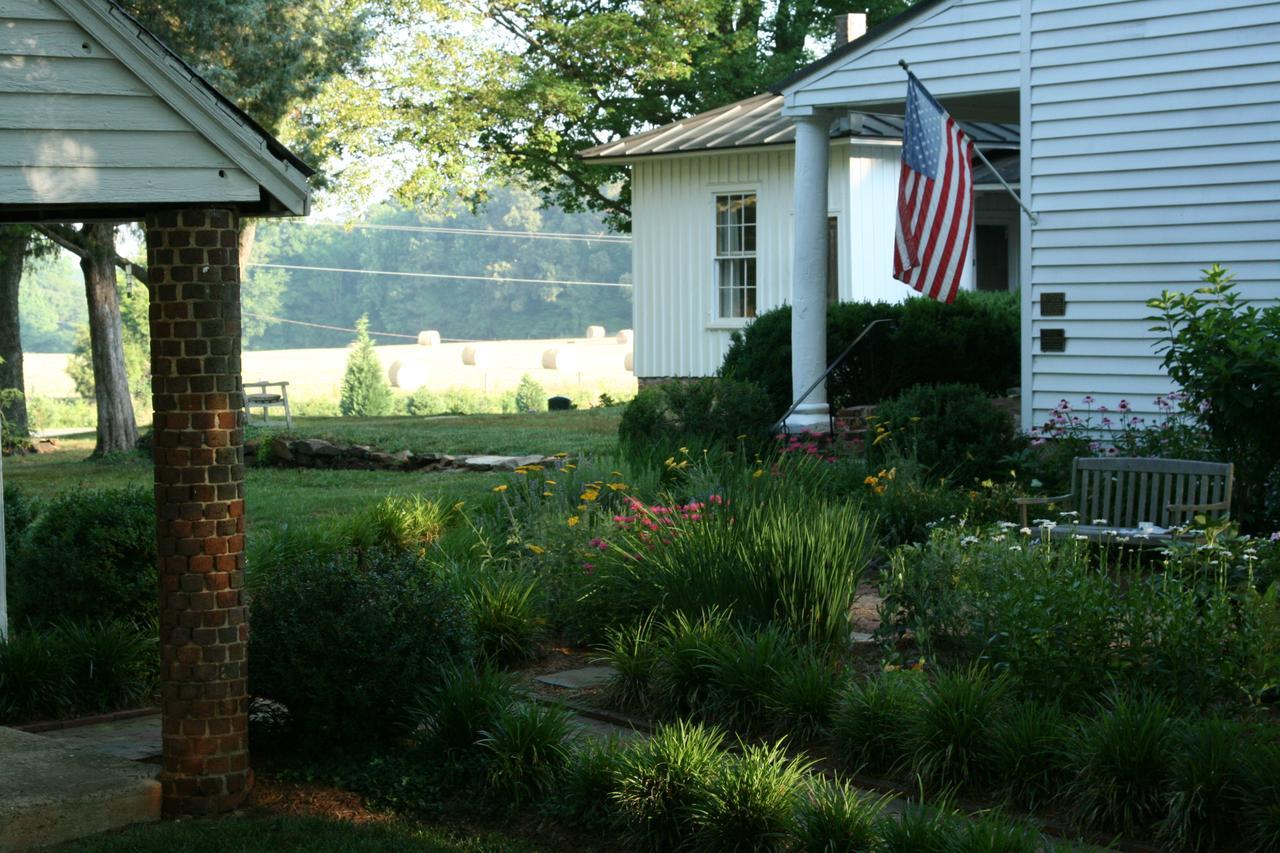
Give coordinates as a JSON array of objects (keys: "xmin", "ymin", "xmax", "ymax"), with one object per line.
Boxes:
[{"xmin": 579, "ymin": 92, "xmax": 1018, "ymax": 164}]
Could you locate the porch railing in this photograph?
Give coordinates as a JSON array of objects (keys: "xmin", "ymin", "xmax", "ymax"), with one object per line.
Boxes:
[{"xmin": 770, "ymin": 318, "xmax": 897, "ymax": 436}]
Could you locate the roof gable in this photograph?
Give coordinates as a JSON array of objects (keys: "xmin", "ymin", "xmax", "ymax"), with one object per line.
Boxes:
[{"xmin": 0, "ymin": 0, "xmax": 312, "ymax": 221}]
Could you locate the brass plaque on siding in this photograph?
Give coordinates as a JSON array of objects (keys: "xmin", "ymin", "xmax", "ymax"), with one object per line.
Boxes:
[
  {"xmin": 1041, "ymin": 292, "xmax": 1066, "ymax": 317},
  {"xmin": 1041, "ymin": 329, "xmax": 1066, "ymax": 352}
]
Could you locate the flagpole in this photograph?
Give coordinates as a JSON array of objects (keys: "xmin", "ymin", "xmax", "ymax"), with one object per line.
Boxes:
[{"xmin": 898, "ymin": 59, "xmax": 1038, "ymax": 225}]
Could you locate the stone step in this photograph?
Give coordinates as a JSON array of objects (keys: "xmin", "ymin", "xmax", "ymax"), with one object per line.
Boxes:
[{"xmin": 0, "ymin": 726, "xmax": 160, "ymax": 851}]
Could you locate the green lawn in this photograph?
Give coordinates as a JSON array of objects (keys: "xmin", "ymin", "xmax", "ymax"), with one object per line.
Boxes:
[
  {"xmin": 58, "ymin": 815, "xmax": 549, "ymax": 853},
  {"xmin": 255, "ymin": 408, "xmax": 622, "ymax": 457},
  {"xmin": 6, "ymin": 408, "xmax": 620, "ymax": 533}
]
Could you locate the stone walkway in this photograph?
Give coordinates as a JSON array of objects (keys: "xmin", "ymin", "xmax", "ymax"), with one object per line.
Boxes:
[{"xmin": 39, "ymin": 713, "xmax": 163, "ymax": 765}]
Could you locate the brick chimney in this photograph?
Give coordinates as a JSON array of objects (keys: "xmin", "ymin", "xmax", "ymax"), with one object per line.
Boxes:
[{"xmin": 834, "ymin": 12, "xmax": 867, "ymax": 49}]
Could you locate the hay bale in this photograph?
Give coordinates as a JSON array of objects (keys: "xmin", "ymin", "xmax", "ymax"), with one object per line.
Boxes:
[
  {"xmin": 389, "ymin": 360, "xmax": 428, "ymax": 391},
  {"xmin": 417, "ymin": 330, "xmax": 441, "ymax": 346},
  {"xmin": 542, "ymin": 347, "xmax": 579, "ymax": 371},
  {"xmin": 616, "ymin": 329, "xmax": 634, "ymax": 344},
  {"xmin": 585, "ymin": 325, "xmax": 606, "ymax": 339},
  {"xmin": 462, "ymin": 345, "xmax": 493, "ymax": 367},
  {"xmin": 624, "ymin": 351, "xmax": 634, "ymax": 372}
]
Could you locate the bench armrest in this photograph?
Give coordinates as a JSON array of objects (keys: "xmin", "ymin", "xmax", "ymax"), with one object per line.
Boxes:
[
  {"xmin": 1166, "ymin": 500, "xmax": 1230, "ymax": 514},
  {"xmin": 1015, "ymin": 494, "xmax": 1072, "ymax": 527}
]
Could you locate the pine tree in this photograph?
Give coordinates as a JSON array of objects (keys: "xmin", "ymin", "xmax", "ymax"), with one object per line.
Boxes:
[{"xmin": 339, "ymin": 315, "xmax": 392, "ymax": 417}]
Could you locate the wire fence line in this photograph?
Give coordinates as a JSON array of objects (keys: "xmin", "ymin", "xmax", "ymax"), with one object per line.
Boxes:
[
  {"xmin": 244, "ymin": 261, "xmax": 632, "ymax": 289},
  {"xmin": 242, "ymin": 311, "xmax": 478, "ymax": 342},
  {"xmin": 273, "ymin": 219, "xmax": 631, "ymax": 244}
]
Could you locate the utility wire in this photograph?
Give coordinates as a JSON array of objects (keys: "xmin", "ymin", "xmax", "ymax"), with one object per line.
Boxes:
[
  {"xmin": 244, "ymin": 261, "xmax": 632, "ymax": 288},
  {"xmin": 275, "ymin": 219, "xmax": 631, "ymax": 243},
  {"xmin": 242, "ymin": 311, "xmax": 478, "ymax": 342}
]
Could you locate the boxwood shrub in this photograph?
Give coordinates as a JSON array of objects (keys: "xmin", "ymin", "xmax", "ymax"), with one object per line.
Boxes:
[
  {"xmin": 618, "ymin": 377, "xmax": 773, "ymax": 454},
  {"xmin": 719, "ymin": 291, "xmax": 1019, "ymax": 416},
  {"xmin": 249, "ymin": 548, "xmax": 474, "ymax": 749}
]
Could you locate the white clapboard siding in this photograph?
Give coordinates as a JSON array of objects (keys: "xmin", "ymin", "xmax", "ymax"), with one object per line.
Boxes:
[
  {"xmin": 786, "ymin": 0, "xmax": 1020, "ymax": 110},
  {"xmin": 1025, "ymin": 0, "xmax": 1280, "ymax": 427},
  {"xmin": 0, "ymin": 8, "xmax": 259, "ymax": 207},
  {"xmin": 630, "ymin": 142, "xmax": 919, "ymax": 379}
]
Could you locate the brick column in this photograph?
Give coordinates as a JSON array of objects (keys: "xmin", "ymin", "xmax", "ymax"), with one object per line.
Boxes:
[{"xmin": 145, "ymin": 208, "xmax": 250, "ymax": 815}]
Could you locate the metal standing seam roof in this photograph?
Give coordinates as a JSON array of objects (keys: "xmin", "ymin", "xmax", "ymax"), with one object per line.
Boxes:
[{"xmin": 579, "ymin": 93, "xmax": 1018, "ymax": 162}]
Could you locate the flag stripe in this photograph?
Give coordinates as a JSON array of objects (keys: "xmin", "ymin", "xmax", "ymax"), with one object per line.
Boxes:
[{"xmin": 892, "ymin": 74, "xmax": 976, "ymax": 305}]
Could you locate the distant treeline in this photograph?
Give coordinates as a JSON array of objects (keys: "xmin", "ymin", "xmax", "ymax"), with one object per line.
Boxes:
[{"xmin": 18, "ymin": 188, "xmax": 632, "ymax": 352}]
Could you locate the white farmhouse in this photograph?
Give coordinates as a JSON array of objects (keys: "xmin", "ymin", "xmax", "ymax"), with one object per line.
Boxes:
[
  {"xmin": 588, "ymin": 0, "xmax": 1280, "ymax": 435},
  {"xmin": 582, "ymin": 64, "xmax": 1021, "ymax": 388}
]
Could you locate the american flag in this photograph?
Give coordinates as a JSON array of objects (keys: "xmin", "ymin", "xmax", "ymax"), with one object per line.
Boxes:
[{"xmin": 893, "ymin": 73, "xmax": 975, "ymax": 304}]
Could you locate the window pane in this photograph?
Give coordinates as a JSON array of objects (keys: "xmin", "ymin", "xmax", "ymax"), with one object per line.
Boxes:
[
  {"xmin": 716, "ymin": 197, "xmax": 731, "ymax": 228},
  {"xmin": 741, "ymin": 195, "xmax": 756, "ymax": 225},
  {"xmin": 717, "ymin": 224, "xmax": 731, "ymax": 255},
  {"xmin": 744, "ymin": 221, "xmax": 756, "ymax": 253}
]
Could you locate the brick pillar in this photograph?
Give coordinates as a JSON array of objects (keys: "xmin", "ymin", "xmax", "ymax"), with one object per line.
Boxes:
[{"xmin": 145, "ymin": 208, "xmax": 250, "ymax": 815}]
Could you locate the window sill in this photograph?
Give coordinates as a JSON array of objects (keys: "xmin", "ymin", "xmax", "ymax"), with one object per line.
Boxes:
[{"xmin": 706, "ymin": 319, "xmax": 752, "ymax": 331}]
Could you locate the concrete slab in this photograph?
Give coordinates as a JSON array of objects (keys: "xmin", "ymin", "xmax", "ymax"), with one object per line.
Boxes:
[
  {"xmin": 40, "ymin": 714, "xmax": 162, "ymax": 763},
  {"xmin": 462, "ymin": 455, "xmax": 510, "ymax": 472},
  {"xmin": 0, "ymin": 726, "xmax": 160, "ymax": 851},
  {"xmin": 536, "ymin": 665, "xmax": 615, "ymax": 690}
]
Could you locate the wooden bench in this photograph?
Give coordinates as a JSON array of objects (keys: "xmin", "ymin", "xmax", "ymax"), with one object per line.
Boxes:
[
  {"xmin": 243, "ymin": 380, "xmax": 292, "ymax": 429},
  {"xmin": 1016, "ymin": 457, "xmax": 1233, "ymax": 542}
]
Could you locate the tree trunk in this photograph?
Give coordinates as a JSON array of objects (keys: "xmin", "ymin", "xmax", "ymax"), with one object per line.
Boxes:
[
  {"xmin": 80, "ymin": 223, "xmax": 137, "ymax": 456},
  {"xmin": 0, "ymin": 228, "xmax": 29, "ymax": 437},
  {"xmin": 238, "ymin": 219, "xmax": 257, "ymax": 274}
]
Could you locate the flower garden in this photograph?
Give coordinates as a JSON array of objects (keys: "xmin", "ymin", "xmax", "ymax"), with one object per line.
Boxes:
[{"xmin": 4, "ymin": 277, "xmax": 1280, "ymax": 851}]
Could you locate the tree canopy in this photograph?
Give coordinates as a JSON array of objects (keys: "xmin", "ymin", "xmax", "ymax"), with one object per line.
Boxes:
[{"xmin": 387, "ymin": 1, "xmax": 917, "ymax": 229}]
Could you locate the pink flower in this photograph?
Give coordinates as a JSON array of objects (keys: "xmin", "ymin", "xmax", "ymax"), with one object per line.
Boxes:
[
  {"xmin": 1082, "ymin": 395, "xmax": 1095, "ymax": 405},
  {"xmin": 582, "ymin": 562, "xmax": 595, "ymax": 574},
  {"xmin": 1118, "ymin": 399, "xmax": 1130, "ymax": 411}
]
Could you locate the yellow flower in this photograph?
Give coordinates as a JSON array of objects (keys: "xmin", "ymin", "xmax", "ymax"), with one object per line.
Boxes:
[
  {"xmin": 980, "ymin": 479, "xmax": 994, "ymax": 489},
  {"xmin": 492, "ymin": 484, "xmax": 509, "ymax": 493},
  {"xmin": 526, "ymin": 544, "xmax": 545, "ymax": 555},
  {"xmin": 874, "ymin": 484, "xmax": 887, "ymax": 495},
  {"xmin": 545, "ymin": 479, "xmax": 556, "ymax": 485},
  {"xmin": 664, "ymin": 457, "xmax": 676, "ymax": 468},
  {"xmin": 607, "ymin": 483, "xmax": 628, "ymax": 491},
  {"xmin": 566, "ymin": 516, "xmax": 580, "ymax": 528},
  {"xmin": 864, "ymin": 476, "xmax": 879, "ymax": 486},
  {"xmin": 581, "ymin": 490, "xmax": 600, "ymax": 502},
  {"xmin": 611, "ymin": 471, "xmax": 624, "ymax": 477},
  {"xmin": 553, "ymin": 452, "xmax": 568, "ymax": 458},
  {"xmin": 679, "ymin": 446, "xmax": 689, "ymax": 455},
  {"xmin": 563, "ymin": 463, "xmax": 576, "ymax": 471},
  {"xmin": 542, "ymin": 491, "xmax": 553, "ymax": 497},
  {"xmin": 753, "ymin": 469, "xmax": 764, "ymax": 479},
  {"xmin": 872, "ymin": 432, "xmax": 891, "ymax": 446},
  {"xmin": 525, "ymin": 464, "xmax": 544, "ymax": 472},
  {"xmin": 515, "ymin": 467, "xmax": 529, "ymax": 475}
]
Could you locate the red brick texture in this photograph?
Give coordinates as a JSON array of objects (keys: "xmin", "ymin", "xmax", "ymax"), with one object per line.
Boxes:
[{"xmin": 145, "ymin": 208, "xmax": 250, "ymax": 816}]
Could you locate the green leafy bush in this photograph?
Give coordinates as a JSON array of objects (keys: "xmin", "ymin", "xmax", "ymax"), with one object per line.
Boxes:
[
  {"xmin": 720, "ymin": 291, "xmax": 1019, "ymax": 415},
  {"xmin": 513, "ymin": 374, "xmax": 546, "ymax": 413},
  {"xmin": 1150, "ymin": 265, "xmax": 1280, "ymax": 530},
  {"xmin": 248, "ymin": 548, "xmax": 475, "ymax": 748},
  {"xmin": 0, "ymin": 627, "xmax": 71, "ymax": 721},
  {"xmin": 2, "ymin": 482, "xmax": 37, "ymax": 580},
  {"xmin": 339, "ymin": 315, "xmax": 393, "ymax": 417},
  {"xmin": 12, "ymin": 486, "xmax": 155, "ymax": 627},
  {"xmin": 871, "ymin": 383, "xmax": 1021, "ymax": 483},
  {"xmin": 618, "ymin": 377, "xmax": 773, "ymax": 454}
]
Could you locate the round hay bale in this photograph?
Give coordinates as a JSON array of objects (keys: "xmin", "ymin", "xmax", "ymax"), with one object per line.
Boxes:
[
  {"xmin": 417, "ymin": 330, "xmax": 441, "ymax": 347},
  {"xmin": 616, "ymin": 329, "xmax": 634, "ymax": 344},
  {"xmin": 542, "ymin": 347, "xmax": 579, "ymax": 372},
  {"xmin": 624, "ymin": 351, "xmax": 634, "ymax": 372},
  {"xmin": 389, "ymin": 360, "xmax": 428, "ymax": 391},
  {"xmin": 585, "ymin": 325, "xmax": 607, "ymax": 339},
  {"xmin": 462, "ymin": 345, "xmax": 492, "ymax": 367}
]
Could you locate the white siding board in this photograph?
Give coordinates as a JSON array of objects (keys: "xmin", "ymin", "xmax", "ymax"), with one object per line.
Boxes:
[
  {"xmin": 0, "ymin": 0, "xmax": 69, "ymax": 20},
  {"xmin": 0, "ymin": 55, "xmax": 149, "ymax": 95},
  {"xmin": 0, "ymin": 19, "xmax": 103, "ymax": 57},
  {"xmin": 785, "ymin": 0, "xmax": 1020, "ymax": 108},
  {"xmin": 0, "ymin": 129, "xmax": 237, "ymax": 168},
  {"xmin": 0, "ymin": 92, "xmax": 191, "ymax": 130},
  {"xmin": 1025, "ymin": 0, "xmax": 1280, "ymax": 429},
  {"xmin": 0, "ymin": 165, "xmax": 259, "ymax": 202}
]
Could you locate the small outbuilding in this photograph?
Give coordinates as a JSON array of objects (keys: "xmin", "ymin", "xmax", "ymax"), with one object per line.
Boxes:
[{"xmin": 0, "ymin": 0, "xmax": 312, "ymax": 817}]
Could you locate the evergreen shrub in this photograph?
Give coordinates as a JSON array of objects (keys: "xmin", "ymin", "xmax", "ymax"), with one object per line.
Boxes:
[
  {"xmin": 339, "ymin": 315, "xmax": 393, "ymax": 417},
  {"xmin": 872, "ymin": 383, "xmax": 1021, "ymax": 483},
  {"xmin": 618, "ymin": 377, "xmax": 773, "ymax": 454}
]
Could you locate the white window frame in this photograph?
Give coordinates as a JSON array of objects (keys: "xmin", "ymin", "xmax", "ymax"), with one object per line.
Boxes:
[{"xmin": 711, "ymin": 190, "xmax": 758, "ymax": 324}]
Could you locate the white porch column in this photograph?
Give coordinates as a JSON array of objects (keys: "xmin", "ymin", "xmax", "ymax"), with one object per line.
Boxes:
[{"xmin": 786, "ymin": 111, "xmax": 836, "ymax": 432}]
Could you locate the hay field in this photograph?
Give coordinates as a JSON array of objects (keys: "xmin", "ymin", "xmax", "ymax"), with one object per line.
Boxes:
[{"xmin": 22, "ymin": 334, "xmax": 637, "ymax": 404}]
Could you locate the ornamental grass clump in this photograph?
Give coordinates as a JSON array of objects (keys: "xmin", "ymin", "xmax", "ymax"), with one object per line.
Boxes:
[
  {"xmin": 701, "ymin": 624, "xmax": 792, "ymax": 733},
  {"xmin": 464, "ymin": 570, "xmax": 546, "ymax": 665},
  {"xmin": 477, "ymin": 701, "xmax": 576, "ymax": 806},
  {"xmin": 410, "ymin": 662, "xmax": 522, "ymax": 753},
  {"xmin": 764, "ymin": 649, "xmax": 844, "ymax": 742},
  {"xmin": 1240, "ymin": 741, "xmax": 1280, "ymax": 851},
  {"xmin": 597, "ymin": 617, "xmax": 658, "ymax": 712},
  {"xmin": 987, "ymin": 698, "xmax": 1069, "ymax": 812},
  {"xmin": 650, "ymin": 609, "xmax": 731, "ymax": 718},
  {"xmin": 790, "ymin": 776, "xmax": 886, "ymax": 852},
  {"xmin": 688, "ymin": 739, "xmax": 814, "ymax": 852},
  {"xmin": 1157, "ymin": 717, "xmax": 1252, "ymax": 853},
  {"xmin": 590, "ymin": 492, "xmax": 873, "ymax": 651},
  {"xmin": 611, "ymin": 720, "xmax": 725, "ymax": 851},
  {"xmin": 831, "ymin": 669, "xmax": 924, "ymax": 774},
  {"xmin": 908, "ymin": 665, "xmax": 1010, "ymax": 792},
  {"xmin": 1062, "ymin": 689, "xmax": 1179, "ymax": 833}
]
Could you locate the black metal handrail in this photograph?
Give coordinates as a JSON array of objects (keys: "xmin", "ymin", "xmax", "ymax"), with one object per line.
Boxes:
[{"xmin": 771, "ymin": 318, "xmax": 897, "ymax": 435}]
